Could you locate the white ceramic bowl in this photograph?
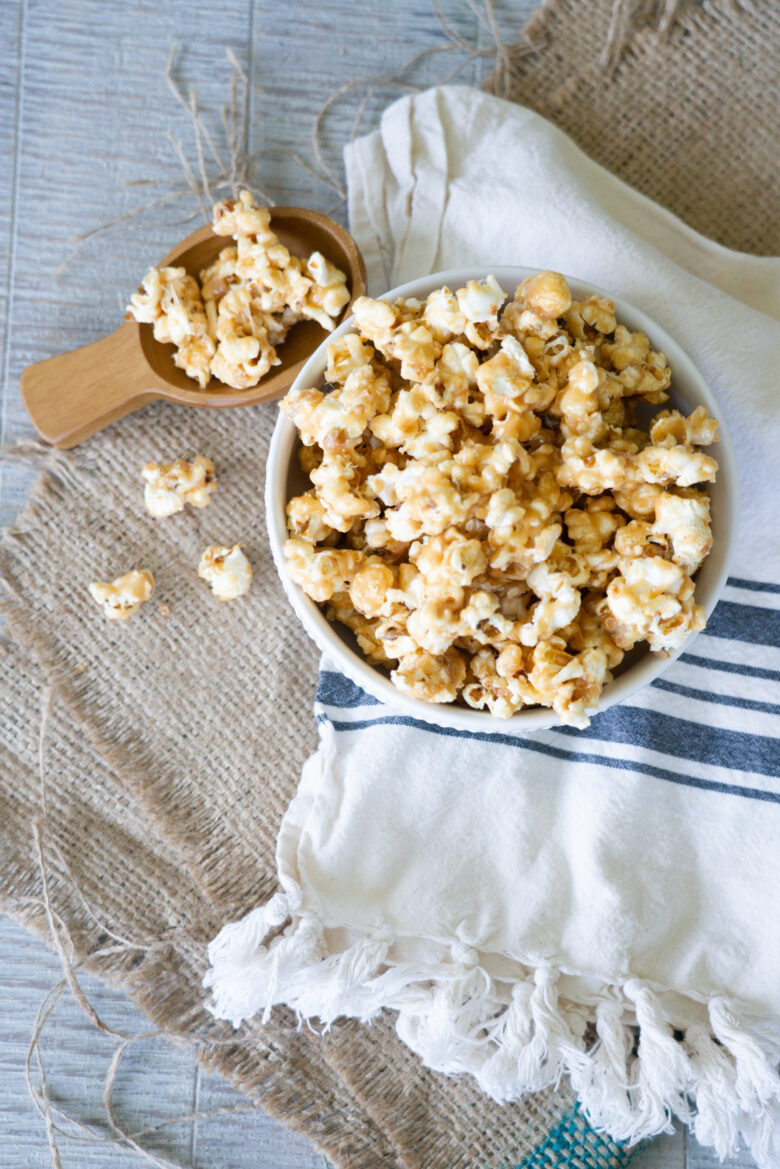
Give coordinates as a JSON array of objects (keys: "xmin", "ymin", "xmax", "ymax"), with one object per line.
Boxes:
[{"xmin": 267, "ymin": 267, "xmax": 737, "ymax": 734}]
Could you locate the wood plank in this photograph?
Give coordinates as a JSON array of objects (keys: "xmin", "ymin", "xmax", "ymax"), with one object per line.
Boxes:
[
  {"xmin": 632, "ymin": 1129, "xmax": 686, "ymax": 1169},
  {"xmin": 0, "ymin": 0, "xmax": 25, "ymax": 527},
  {"xmin": 249, "ymin": 0, "xmax": 486, "ymax": 217},
  {"xmin": 0, "ymin": 915, "xmax": 195, "ymax": 1167},
  {"xmin": 687, "ymin": 1137, "xmax": 757, "ymax": 1169}
]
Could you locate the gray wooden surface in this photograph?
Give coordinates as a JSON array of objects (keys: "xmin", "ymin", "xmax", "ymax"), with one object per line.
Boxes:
[{"xmin": 0, "ymin": 2, "xmax": 751, "ymax": 1166}]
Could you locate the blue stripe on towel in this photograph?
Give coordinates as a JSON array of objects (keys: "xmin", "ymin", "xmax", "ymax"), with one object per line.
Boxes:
[
  {"xmin": 679, "ymin": 653, "xmax": 780, "ymax": 682},
  {"xmin": 706, "ymin": 602, "xmax": 780, "ymax": 646},
  {"xmin": 560, "ymin": 706, "xmax": 779, "ymax": 777},
  {"xmin": 321, "ymin": 713, "xmax": 780, "ymax": 803},
  {"xmin": 728, "ymin": 577, "xmax": 780, "ymax": 594},
  {"xmin": 317, "ymin": 671, "xmax": 380, "ymax": 708}
]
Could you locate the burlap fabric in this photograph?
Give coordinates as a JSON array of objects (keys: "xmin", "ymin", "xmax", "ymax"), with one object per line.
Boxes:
[
  {"xmin": 0, "ymin": 404, "xmax": 578, "ymax": 1169},
  {"xmin": 1, "ymin": 1, "xmax": 776, "ymax": 1166},
  {"xmin": 0, "ymin": 630, "xmax": 399, "ymax": 1166},
  {"xmin": 488, "ymin": 0, "xmax": 779, "ymax": 256}
]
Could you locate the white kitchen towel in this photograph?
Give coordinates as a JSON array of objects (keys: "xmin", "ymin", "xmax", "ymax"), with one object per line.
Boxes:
[{"xmin": 206, "ymin": 88, "xmax": 780, "ymax": 1165}]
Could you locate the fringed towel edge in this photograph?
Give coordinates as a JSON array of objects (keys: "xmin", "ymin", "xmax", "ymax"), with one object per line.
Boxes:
[{"xmin": 204, "ymin": 898, "xmax": 780, "ymax": 1167}]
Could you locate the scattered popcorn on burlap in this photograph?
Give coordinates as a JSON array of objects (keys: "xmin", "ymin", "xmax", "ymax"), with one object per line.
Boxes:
[
  {"xmin": 198, "ymin": 544, "xmax": 253, "ymax": 600},
  {"xmin": 88, "ymin": 569, "xmax": 154, "ymax": 620},
  {"xmin": 141, "ymin": 455, "xmax": 217, "ymax": 517}
]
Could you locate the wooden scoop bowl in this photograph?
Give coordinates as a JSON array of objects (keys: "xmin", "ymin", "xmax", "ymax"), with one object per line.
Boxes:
[{"xmin": 20, "ymin": 207, "xmax": 366, "ymax": 448}]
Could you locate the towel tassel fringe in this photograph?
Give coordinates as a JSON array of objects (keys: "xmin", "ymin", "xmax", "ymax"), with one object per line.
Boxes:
[{"xmin": 204, "ymin": 901, "xmax": 780, "ymax": 1168}]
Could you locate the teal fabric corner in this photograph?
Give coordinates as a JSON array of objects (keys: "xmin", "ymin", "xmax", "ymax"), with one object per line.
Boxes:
[{"xmin": 516, "ymin": 1103, "xmax": 638, "ymax": 1169}]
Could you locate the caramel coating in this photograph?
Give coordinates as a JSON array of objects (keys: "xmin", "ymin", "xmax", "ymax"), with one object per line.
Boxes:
[{"xmin": 89, "ymin": 570, "xmax": 154, "ymax": 620}]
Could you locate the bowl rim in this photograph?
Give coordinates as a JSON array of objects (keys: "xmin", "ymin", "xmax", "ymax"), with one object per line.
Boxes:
[{"xmin": 266, "ymin": 265, "xmax": 738, "ymax": 735}]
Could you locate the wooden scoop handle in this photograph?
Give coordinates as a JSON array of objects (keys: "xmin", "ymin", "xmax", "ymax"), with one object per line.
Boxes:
[{"xmin": 20, "ymin": 323, "xmax": 163, "ymax": 449}]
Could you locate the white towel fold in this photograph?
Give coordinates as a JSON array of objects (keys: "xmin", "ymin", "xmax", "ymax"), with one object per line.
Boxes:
[{"xmin": 206, "ymin": 88, "xmax": 780, "ymax": 1167}]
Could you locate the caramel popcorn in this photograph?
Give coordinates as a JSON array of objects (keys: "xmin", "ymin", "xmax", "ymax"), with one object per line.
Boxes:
[
  {"xmin": 128, "ymin": 266, "xmax": 215, "ymax": 388},
  {"xmin": 127, "ymin": 191, "xmax": 350, "ymax": 391},
  {"xmin": 88, "ymin": 570, "xmax": 154, "ymax": 620},
  {"xmin": 141, "ymin": 456, "xmax": 217, "ymax": 518},
  {"xmin": 198, "ymin": 545, "xmax": 253, "ymax": 601},
  {"xmin": 280, "ymin": 271, "xmax": 719, "ymax": 726}
]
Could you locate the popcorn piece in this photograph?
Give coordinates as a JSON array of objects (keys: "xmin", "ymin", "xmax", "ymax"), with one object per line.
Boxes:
[
  {"xmin": 301, "ymin": 251, "xmax": 350, "ymax": 329},
  {"xmin": 457, "ymin": 274, "xmax": 505, "ymax": 325},
  {"xmin": 516, "ymin": 271, "xmax": 572, "ymax": 320},
  {"xmin": 246, "ymin": 253, "xmax": 310, "ymax": 315},
  {"xmin": 284, "ymin": 538, "xmax": 362, "ymax": 603},
  {"xmin": 212, "ymin": 190, "xmax": 275, "ymax": 241},
  {"xmin": 391, "ymin": 648, "xmax": 467, "ymax": 704},
  {"xmin": 556, "ymin": 437, "xmax": 629, "ymax": 494},
  {"xmin": 141, "ymin": 456, "xmax": 217, "ymax": 518},
  {"xmin": 406, "ymin": 597, "xmax": 465, "ymax": 655},
  {"xmin": 601, "ymin": 325, "xmax": 671, "ymax": 403},
  {"xmin": 286, "ymin": 492, "xmax": 334, "ymax": 544},
  {"xmin": 463, "ymin": 646, "xmax": 537, "ymax": 718},
  {"xmin": 326, "ymin": 333, "xmax": 374, "ymax": 385},
  {"xmin": 653, "ymin": 490, "xmax": 712, "ymax": 574},
  {"xmin": 476, "ymin": 336, "xmax": 540, "ymax": 416},
  {"xmin": 389, "ymin": 322, "xmax": 440, "ymax": 382},
  {"xmin": 310, "ymin": 451, "xmax": 381, "ymax": 532},
  {"xmin": 423, "ymin": 287, "xmax": 467, "ymax": 342},
  {"xmin": 565, "ymin": 295, "xmax": 616, "ymax": 339},
  {"xmin": 634, "ymin": 443, "xmax": 718, "ymax": 487},
  {"xmin": 89, "ymin": 570, "xmax": 154, "ymax": 620},
  {"xmin": 456, "ymin": 274, "xmax": 506, "ymax": 349},
  {"xmin": 605, "ymin": 556, "xmax": 703, "ymax": 652},
  {"xmin": 564, "ymin": 498, "xmax": 624, "ymax": 555},
  {"xmin": 580, "ymin": 295, "xmax": 617, "ymax": 335},
  {"xmin": 198, "ymin": 544, "xmax": 253, "ymax": 601},
  {"xmin": 650, "ymin": 406, "xmax": 719, "ymax": 448},
  {"xmin": 175, "ymin": 333, "xmax": 216, "ymax": 389},
  {"xmin": 411, "ymin": 528, "xmax": 486, "ymax": 590},
  {"xmin": 349, "ymin": 562, "xmax": 397, "ymax": 618},
  {"xmin": 128, "ymin": 267, "xmax": 214, "ymax": 388},
  {"xmin": 200, "ymin": 247, "xmax": 240, "ymax": 302},
  {"xmin": 527, "ymin": 640, "xmax": 609, "ymax": 727},
  {"xmin": 211, "ymin": 286, "xmax": 278, "ymax": 389},
  {"xmin": 518, "ymin": 560, "xmax": 583, "ymax": 646},
  {"xmin": 558, "ymin": 359, "xmax": 604, "ymax": 442},
  {"xmin": 129, "ymin": 267, "xmax": 204, "ymax": 346},
  {"xmin": 351, "ymin": 296, "xmax": 399, "ymax": 349}
]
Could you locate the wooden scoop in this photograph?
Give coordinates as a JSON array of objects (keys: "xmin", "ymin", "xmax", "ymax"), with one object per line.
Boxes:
[{"xmin": 20, "ymin": 207, "xmax": 366, "ymax": 448}]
